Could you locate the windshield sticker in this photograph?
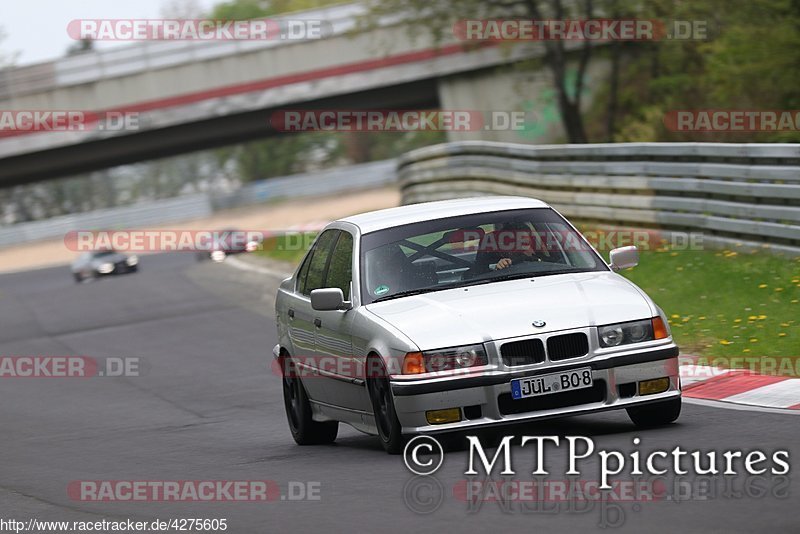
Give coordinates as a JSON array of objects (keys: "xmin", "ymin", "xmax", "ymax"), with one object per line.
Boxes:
[{"xmin": 374, "ymin": 284, "xmax": 390, "ymax": 295}]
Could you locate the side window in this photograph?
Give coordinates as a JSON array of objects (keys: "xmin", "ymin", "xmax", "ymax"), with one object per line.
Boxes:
[
  {"xmin": 296, "ymin": 251, "xmax": 313, "ymax": 294},
  {"xmin": 302, "ymin": 230, "xmax": 339, "ymax": 296},
  {"xmin": 325, "ymin": 231, "xmax": 353, "ymax": 299}
]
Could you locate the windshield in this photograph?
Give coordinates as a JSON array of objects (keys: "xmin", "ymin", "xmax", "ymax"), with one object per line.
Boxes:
[
  {"xmin": 359, "ymin": 207, "xmax": 607, "ymax": 304},
  {"xmin": 92, "ymin": 250, "xmax": 118, "ymax": 258}
]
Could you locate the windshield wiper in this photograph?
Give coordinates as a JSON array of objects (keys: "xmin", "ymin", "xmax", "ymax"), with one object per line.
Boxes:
[
  {"xmin": 463, "ymin": 267, "xmax": 591, "ymax": 287},
  {"xmin": 371, "ymin": 285, "xmax": 458, "ymax": 303},
  {"xmin": 461, "ymin": 271, "xmax": 536, "ymax": 287}
]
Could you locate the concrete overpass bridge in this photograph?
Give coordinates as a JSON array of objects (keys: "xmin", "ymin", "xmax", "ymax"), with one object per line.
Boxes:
[{"xmin": 0, "ymin": 3, "xmax": 574, "ymax": 187}]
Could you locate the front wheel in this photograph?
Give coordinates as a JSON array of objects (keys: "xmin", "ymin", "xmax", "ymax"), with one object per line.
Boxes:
[
  {"xmin": 367, "ymin": 355, "xmax": 404, "ymax": 454},
  {"xmin": 627, "ymin": 397, "xmax": 681, "ymax": 428},
  {"xmin": 281, "ymin": 356, "xmax": 338, "ymax": 445}
]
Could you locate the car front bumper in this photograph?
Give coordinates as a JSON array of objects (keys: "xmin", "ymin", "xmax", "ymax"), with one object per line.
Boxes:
[{"xmin": 390, "ymin": 344, "xmax": 680, "ymax": 434}]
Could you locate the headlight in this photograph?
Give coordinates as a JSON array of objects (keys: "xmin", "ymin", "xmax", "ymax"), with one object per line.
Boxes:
[
  {"xmin": 402, "ymin": 344, "xmax": 488, "ymax": 374},
  {"xmin": 97, "ymin": 262, "xmax": 114, "ymax": 274},
  {"xmin": 126, "ymin": 255, "xmax": 138, "ymax": 266},
  {"xmin": 211, "ymin": 250, "xmax": 226, "ymax": 262},
  {"xmin": 598, "ymin": 317, "xmax": 669, "ymax": 348}
]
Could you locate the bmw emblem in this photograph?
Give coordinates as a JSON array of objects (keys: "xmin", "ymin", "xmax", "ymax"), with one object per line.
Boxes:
[{"xmin": 532, "ymin": 320, "xmax": 546, "ymax": 328}]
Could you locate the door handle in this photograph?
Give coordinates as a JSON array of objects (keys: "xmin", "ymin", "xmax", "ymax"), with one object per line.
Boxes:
[
  {"xmin": 314, "ymin": 318, "xmax": 322, "ymax": 328},
  {"xmin": 287, "ymin": 309, "xmax": 295, "ymax": 319}
]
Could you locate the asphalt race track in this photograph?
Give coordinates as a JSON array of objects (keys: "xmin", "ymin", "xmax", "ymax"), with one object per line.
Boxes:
[{"xmin": 0, "ymin": 253, "xmax": 797, "ymax": 533}]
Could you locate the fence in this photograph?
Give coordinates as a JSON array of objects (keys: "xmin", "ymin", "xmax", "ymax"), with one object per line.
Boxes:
[{"xmin": 398, "ymin": 141, "xmax": 800, "ymax": 255}]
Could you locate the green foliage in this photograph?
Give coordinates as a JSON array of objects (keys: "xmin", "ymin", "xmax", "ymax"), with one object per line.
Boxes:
[
  {"xmin": 367, "ymin": 0, "xmax": 800, "ymax": 143},
  {"xmin": 209, "ymin": 0, "xmax": 343, "ymax": 19},
  {"xmin": 608, "ymin": 0, "xmax": 800, "ymax": 142}
]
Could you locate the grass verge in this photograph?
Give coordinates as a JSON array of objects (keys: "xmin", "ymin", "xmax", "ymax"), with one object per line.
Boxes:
[{"xmin": 618, "ymin": 245, "xmax": 799, "ymax": 373}]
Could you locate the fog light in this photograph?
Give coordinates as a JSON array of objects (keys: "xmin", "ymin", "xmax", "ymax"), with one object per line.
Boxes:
[
  {"xmin": 425, "ymin": 408, "xmax": 461, "ymax": 425},
  {"xmin": 639, "ymin": 377, "xmax": 670, "ymax": 396}
]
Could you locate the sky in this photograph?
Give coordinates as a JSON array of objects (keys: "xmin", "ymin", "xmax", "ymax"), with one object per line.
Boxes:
[{"xmin": 2, "ymin": 0, "xmax": 218, "ymax": 66}]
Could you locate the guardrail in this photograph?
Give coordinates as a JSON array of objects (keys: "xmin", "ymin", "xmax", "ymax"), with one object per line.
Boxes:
[
  {"xmin": 0, "ymin": 158, "xmax": 396, "ymax": 248},
  {"xmin": 0, "ymin": 194, "xmax": 212, "ymax": 248},
  {"xmin": 398, "ymin": 141, "xmax": 800, "ymax": 255},
  {"xmin": 210, "ymin": 159, "xmax": 396, "ymax": 210}
]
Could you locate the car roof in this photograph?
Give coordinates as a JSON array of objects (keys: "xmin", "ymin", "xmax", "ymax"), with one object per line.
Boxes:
[{"xmin": 339, "ymin": 196, "xmax": 551, "ymax": 234}]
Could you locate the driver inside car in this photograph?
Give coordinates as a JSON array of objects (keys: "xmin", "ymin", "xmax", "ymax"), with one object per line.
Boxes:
[{"xmin": 476, "ymin": 222, "xmax": 544, "ymax": 271}]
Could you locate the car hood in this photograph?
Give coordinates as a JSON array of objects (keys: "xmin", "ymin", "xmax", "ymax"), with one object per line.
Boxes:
[{"xmin": 364, "ymin": 272, "xmax": 656, "ymax": 350}]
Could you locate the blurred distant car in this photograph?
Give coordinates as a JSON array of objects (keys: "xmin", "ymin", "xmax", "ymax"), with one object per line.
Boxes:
[
  {"xmin": 196, "ymin": 228, "xmax": 261, "ymax": 262},
  {"xmin": 71, "ymin": 250, "xmax": 138, "ymax": 282}
]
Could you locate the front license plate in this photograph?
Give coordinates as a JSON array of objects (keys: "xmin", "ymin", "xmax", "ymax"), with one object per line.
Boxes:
[{"xmin": 511, "ymin": 367, "xmax": 593, "ymax": 400}]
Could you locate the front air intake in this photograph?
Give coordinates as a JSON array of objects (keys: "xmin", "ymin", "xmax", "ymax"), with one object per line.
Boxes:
[
  {"xmin": 547, "ymin": 333, "xmax": 589, "ymax": 361},
  {"xmin": 500, "ymin": 339, "xmax": 546, "ymax": 366}
]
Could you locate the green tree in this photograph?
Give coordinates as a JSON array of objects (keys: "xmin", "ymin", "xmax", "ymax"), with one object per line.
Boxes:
[
  {"xmin": 366, "ymin": 0, "xmax": 618, "ymax": 143},
  {"xmin": 599, "ymin": 0, "xmax": 800, "ymax": 142}
]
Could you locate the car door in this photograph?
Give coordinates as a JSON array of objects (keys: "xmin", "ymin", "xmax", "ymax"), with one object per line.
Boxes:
[
  {"xmin": 73, "ymin": 253, "xmax": 89, "ymax": 274},
  {"xmin": 311, "ymin": 230, "xmax": 368, "ymax": 412},
  {"xmin": 287, "ymin": 229, "xmax": 340, "ymax": 403}
]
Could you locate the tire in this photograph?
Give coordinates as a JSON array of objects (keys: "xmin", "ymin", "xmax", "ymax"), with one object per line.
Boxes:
[
  {"xmin": 627, "ymin": 397, "xmax": 681, "ymax": 428},
  {"xmin": 281, "ymin": 356, "xmax": 338, "ymax": 445},
  {"xmin": 366, "ymin": 355, "xmax": 404, "ymax": 454},
  {"xmin": 73, "ymin": 273, "xmax": 83, "ymax": 283}
]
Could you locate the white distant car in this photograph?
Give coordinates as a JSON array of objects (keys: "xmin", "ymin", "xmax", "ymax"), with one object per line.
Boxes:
[{"xmin": 274, "ymin": 197, "xmax": 680, "ymax": 453}]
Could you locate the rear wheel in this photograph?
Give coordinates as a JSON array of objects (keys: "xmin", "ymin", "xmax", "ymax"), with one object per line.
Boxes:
[
  {"xmin": 367, "ymin": 355, "xmax": 404, "ymax": 454},
  {"xmin": 281, "ymin": 356, "xmax": 338, "ymax": 445},
  {"xmin": 627, "ymin": 397, "xmax": 681, "ymax": 427},
  {"xmin": 73, "ymin": 273, "xmax": 83, "ymax": 283}
]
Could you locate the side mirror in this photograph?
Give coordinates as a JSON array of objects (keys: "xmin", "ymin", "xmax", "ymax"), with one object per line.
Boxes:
[
  {"xmin": 609, "ymin": 246, "xmax": 639, "ymax": 271},
  {"xmin": 310, "ymin": 288, "xmax": 350, "ymax": 311}
]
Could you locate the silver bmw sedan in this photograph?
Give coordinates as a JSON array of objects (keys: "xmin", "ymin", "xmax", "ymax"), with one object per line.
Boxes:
[{"xmin": 274, "ymin": 197, "xmax": 680, "ymax": 453}]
